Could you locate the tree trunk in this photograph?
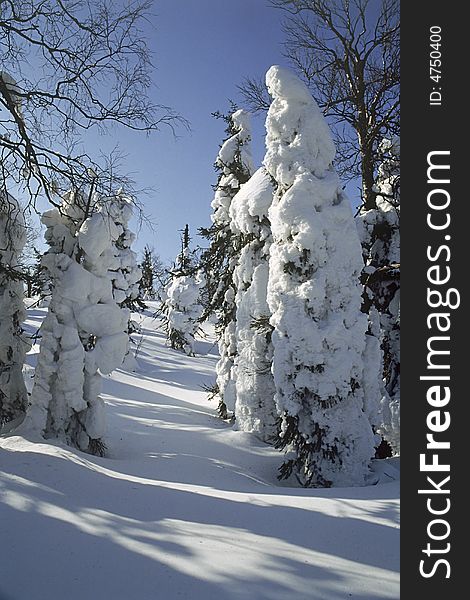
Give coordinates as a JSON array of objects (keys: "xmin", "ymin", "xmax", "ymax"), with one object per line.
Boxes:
[{"xmin": 361, "ymin": 147, "xmax": 376, "ymax": 210}]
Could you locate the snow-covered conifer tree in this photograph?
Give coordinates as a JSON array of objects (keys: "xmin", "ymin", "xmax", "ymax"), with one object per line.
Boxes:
[
  {"xmin": 19, "ymin": 190, "xmax": 129, "ymax": 454},
  {"xmin": 25, "ymin": 248, "xmax": 50, "ymax": 300},
  {"xmin": 230, "ymin": 168, "xmax": 277, "ymax": 441},
  {"xmin": 358, "ymin": 137, "xmax": 400, "ymax": 453},
  {"xmin": 164, "ymin": 274, "xmax": 203, "ymax": 356},
  {"xmin": 0, "ymin": 190, "xmax": 29, "ymax": 426},
  {"xmin": 264, "ymin": 66, "xmax": 378, "ymax": 487},
  {"xmin": 200, "ymin": 109, "xmax": 254, "ymax": 417},
  {"xmin": 0, "ymin": 74, "xmax": 30, "ymax": 426},
  {"xmin": 106, "ymin": 191, "xmax": 143, "ymax": 311},
  {"xmin": 140, "ymin": 246, "xmax": 155, "ymax": 299},
  {"xmin": 162, "ymin": 225, "xmax": 202, "ymax": 356},
  {"xmin": 139, "ymin": 246, "xmax": 167, "ymax": 302},
  {"xmin": 104, "ymin": 191, "xmax": 143, "ymax": 370}
]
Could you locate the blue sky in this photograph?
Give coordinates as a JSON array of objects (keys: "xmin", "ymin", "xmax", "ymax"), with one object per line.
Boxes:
[
  {"xmin": 29, "ymin": 0, "xmax": 362, "ymax": 264},
  {"xmin": 95, "ymin": 0, "xmax": 289, "ymax": 263}
]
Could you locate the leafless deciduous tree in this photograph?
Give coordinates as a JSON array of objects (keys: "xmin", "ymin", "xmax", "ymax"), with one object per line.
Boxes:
[
  {"xmin": 239, "ymin": 0, "xmax": 399, "ymax": 210},
  {"xmin": 0, "ymin": 0, "xmax": 182, "ymax": 208}
]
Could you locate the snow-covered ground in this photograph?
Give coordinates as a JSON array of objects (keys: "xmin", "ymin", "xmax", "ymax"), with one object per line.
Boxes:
[{"xmin": 0, "ymin": 304, "xmax": 399, "ymax": 600}]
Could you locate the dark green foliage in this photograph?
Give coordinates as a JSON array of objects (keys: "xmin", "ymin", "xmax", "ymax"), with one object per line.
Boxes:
[
  {"xmin": 139, "ymin": 245, "xmax": 155, "ymax": 299},
  {"xmin": 22, "ymin": 248, "xmax": 49, "ymax": 298},
  {"xmin": 139, "ymin": 246, "xmax": 168, "ymax": 302},
  {"xmin": 250, "ymin": 314, "xmax": 273, "ymax": 336},
  {"xmin": 88, "ymin": 437, "xmax": 107, "ymax": 457},
  {"xmin": 375, "ymin": 438, "xmax": 393, "ymax": 459},
  {"xmin": 169, "ymin": 328, "xmax": 188, "ymax": 352},
  {"xmin": 174, "ymin": 224, "xmax": 199, "ymax": 277},
  {"xmin": 201, "ymin": 381, "xmax": 230, "ymax": 419},
  {"xmin": 282, "ymin": 248, "xmax": 315, "ymax": 279},
  {"xmin": 275, "ymin": 414, "xmax": 333, "ymax": 488},
  {"xmin": 198, "ymin": 111, "xmax": 252, "ymax": 326},
  {"xmin": 274, "ymin": 372, "xmax": 369, "ymax": 485},
  {"xmin": 120, "ymin": 293, "xmax": 147, "ymax": 312}
]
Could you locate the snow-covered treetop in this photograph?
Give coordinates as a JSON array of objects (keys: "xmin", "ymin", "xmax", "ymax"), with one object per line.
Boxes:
[
  {"xmin": 232, "ymin": 109, "xmax": 251, "ymax": 132},
  {"xmin": 166, "ymin": 274, "xmax": 201, "ymax": 309},
  {"xmin": 211, "ymin": 109, "xmax": 255, "ymax": 227},
  {"xmin": 62, "ymin": 190, "xmax": 98, "ymax": 230},
  {"xmin": 216, "ymin": 109, "xmax": 254, "ymax": 174},
  {"xmin": 264, "ymin": 65, "xmax": 335, "ymax": 185},
  {"xmin": 230, "ymin": 168, "xmax": 274, "ymax": 236},
  {"xmin": 41, "ymin": 189, "xmax": 138, "ymax": 276},
  {"xmin": 41, "ymin": 189, "xmax": 98, "ymax": 258},
  {"xmin": 78, "ymin": 210, "xmax": 120, "ymax": 270}
]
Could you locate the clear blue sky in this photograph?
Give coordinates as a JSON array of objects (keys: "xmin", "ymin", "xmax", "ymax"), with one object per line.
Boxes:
[
  {"xmin": 112, "ymin": 0, "xmax": 289, "ymax": 264},
  {"xmin": 33, "ymin": 1, "xmax": 361, "ymax": 265}
]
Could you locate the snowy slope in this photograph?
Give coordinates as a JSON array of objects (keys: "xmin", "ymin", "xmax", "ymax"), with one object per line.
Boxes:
[{"xmin": 0, "ymin": 304, "xmax": 399, "ymax": 600}]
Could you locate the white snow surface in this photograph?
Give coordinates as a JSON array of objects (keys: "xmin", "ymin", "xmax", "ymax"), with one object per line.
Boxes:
[
  {"xmin": 230, "ymin": 167, "xmax": 274, "ymax": 232},
  {"xmin": 0, "ymin": 303, "xmax": 399, "ymax": 600}
]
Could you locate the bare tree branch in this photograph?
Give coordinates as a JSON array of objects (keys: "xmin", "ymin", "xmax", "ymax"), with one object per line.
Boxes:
[
  {"xmin": 0, "ymin": 0, "xmax": 186, "ymax": 209},
  {"xmin": 238, "ymin": 0, "xmax": 399, "ymax": 207}
]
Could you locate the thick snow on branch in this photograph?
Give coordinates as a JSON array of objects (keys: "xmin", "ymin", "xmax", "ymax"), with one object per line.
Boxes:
[
  {"xmin": 211, "ymin": 109, "xmax": 254, "ymax": 227},
  {"xmin": 165, "ymin": 274, "xmax": 203, "ymax": 356},
  {"xmin": 358, "ymin": 136, "xmax": 400, "ymax": 453},
  {"xmin": 0, "ymin": 71, "xmax": 24, "ymax": 121},
  {"xmin": 102, "ymin": 192, "xmax": 142, "ymax": 308},
  {"xmin": 230, "ymin": 168, "xmax": 277, "ymax": 441},
  {"xmin": 0, "ymin": 191, "xmax": 29, "ymax": 425},
  {"xmin": 20, "ymin": 193, "xmax": 129, "ymax": 453},
  {"xmin": 265, "ymin": 66, "xmax": 378, "ymax": 487},
  {"xmin": 209, "ymin": 110, "xmax": 254, "ymax": 416}
]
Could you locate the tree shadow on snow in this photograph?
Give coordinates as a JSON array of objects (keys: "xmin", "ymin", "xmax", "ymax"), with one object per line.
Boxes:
[{"xmin": 0, "ymin": 446, "xmax": 399, "ymax": 600}]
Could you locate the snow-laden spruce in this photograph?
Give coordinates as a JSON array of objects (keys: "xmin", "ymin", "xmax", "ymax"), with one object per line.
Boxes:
[
  {"xmin": 0, "ymin": 190, "xmax": 30, "ymax": 426},
  {"xmin": 19, "ymin": 191, "xmax": 129, "ymax": 454},
  {"xmin": 358, "ymin": 137, "xmax": 400, "ymax": 453},
  {"xmin": 162, "ymin": 225, "xmax": 203, "ymax": 356},
  {"xmin": 164, "ymin": 273, "xmax": 203, "ymax": 356},
  {"xmin": 230, "ymin": 167, "xmax": 277, "ymax": 441},
  {"xmin": 139, "ymin": 246, "xmax": 155, "ymax": 299},
  {"xmin": 211, "ymin": 110, "xmax": 254, "ymax": 226},
  {"xmin": 201, "ymin": 109, "xmax": 254, "ymax": 417},
  {"xmin": 106, "ymin": 191, "xmax": 142, "ymax": 310},
  {"xmin": 264, "ymin": 66, "xmax": 378, "ymax": 487},
  {"xmin": 105, "ymin": 191, "xmax": 143, "ymax": 370}
]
